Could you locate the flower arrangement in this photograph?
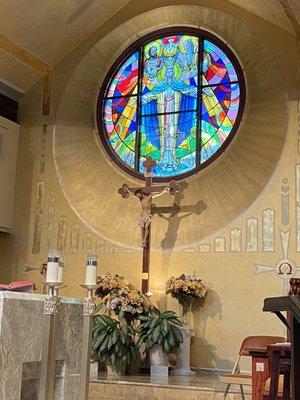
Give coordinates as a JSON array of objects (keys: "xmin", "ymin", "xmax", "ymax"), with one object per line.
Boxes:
[
  {"xmin": 95, "ymin": 273, "xmax": 130, "ymax": 297},
  {"xmin": 95, "ymin": 273, "xmax": 151, "ymax": 323},
  {"xmin": 165, "ymin": 273, "xmax": 208, "ymax": 316}
]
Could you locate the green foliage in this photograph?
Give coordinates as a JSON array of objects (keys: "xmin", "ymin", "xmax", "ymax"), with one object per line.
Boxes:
[
  {"xmin": 92, "ymin": 314, "xmax": 138, "ymax": 375},
  {"xmin": 137, "ymin": 309, "xmax": 183, "ymax": 355}
]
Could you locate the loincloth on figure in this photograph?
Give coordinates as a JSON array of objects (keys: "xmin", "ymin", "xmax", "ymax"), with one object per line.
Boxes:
[{"xmin": 138, "ymin": 211, "xmax": 152, "ymax": 227}]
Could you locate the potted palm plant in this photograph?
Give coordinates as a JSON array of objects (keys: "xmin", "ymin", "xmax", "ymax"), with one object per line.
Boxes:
[
  {"xmin": 137, "ymin": 309, "xmax": 183, "ymax": 374},
  {"xmin": 92, "ymin": 314, "xmax": 138, "ymax": 376}
]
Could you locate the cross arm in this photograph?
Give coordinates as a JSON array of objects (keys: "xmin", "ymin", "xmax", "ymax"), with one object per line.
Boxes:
[
  {"xmin": 143, "ymin": 180, "xmax": 180, "ymax": 196},
  {"xmin": 118, "ymin": 183, "xmax": 165, "ymax": 197},
  {"xmin": 118, "ymin": 184, "xmax": 133, "ymax": 199},
  {"xmin": 118, "ymin": 183, "xmax": 158, "ymax": 198},
  {"xmin": 118, "ymin": 180, "xmax": 180, "ymax": 199}
]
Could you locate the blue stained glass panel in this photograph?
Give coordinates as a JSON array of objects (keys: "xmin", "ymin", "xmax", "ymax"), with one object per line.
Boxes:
[{"xmin": 139, "ymin": 111, "xmax": 197, "ymax": 176}]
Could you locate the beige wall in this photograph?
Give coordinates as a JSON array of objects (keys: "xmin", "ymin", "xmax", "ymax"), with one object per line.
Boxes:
[{"xmin": 1, "ymin": 1, "xmax": 298, "ymax": 370}]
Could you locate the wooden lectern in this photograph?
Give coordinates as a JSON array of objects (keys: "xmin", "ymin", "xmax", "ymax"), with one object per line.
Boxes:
[{"xmin": 263, "ymin": 295, "xmax": 300, "ymax": 400}]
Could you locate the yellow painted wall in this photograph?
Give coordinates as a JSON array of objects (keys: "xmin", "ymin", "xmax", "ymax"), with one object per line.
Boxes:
[{"xmin": 1, "ymin": 1, "xmax": 299, "ymax": 370}]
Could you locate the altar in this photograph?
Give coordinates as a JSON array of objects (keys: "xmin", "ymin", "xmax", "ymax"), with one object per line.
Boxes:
[{"xmin": 0, "ymin": 291, "xmax": 83, "ymax": 400}]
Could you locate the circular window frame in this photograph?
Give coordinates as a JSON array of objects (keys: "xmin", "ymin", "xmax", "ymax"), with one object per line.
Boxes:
[{"xmin": 96, "ymin": 26, "xmax": 246, "ymax": 182}]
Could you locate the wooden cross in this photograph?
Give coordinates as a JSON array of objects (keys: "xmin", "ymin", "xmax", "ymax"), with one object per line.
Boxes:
[{"xmin": 118, "ymin": 156, "xmax": 180, "ymax": 294}]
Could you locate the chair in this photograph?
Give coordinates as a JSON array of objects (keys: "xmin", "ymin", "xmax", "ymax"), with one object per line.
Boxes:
[
  {"xmin": 262, "ymin": 343, "xmax": 291, "ymax": 400},
  {"xmin": 220, "ymin": 336, "xmax": 286, "ymax": 400}
]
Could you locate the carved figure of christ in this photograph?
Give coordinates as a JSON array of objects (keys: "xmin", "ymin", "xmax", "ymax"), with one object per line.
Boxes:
[
  {"xmin": 123, "ymin": 186, "xmax": 170, "ymax": 247},
  {"xmin": 118, "ymin": 156, "xmax": 180, "ymax": 293}
]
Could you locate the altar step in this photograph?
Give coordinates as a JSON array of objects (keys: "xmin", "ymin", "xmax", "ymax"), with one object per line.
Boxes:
[{"xmin": 89, "ymin": 371, "xmax": 251, "ymax": 400}]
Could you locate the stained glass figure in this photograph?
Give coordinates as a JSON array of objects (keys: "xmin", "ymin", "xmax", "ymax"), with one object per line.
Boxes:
[
  {"xmin": 140, "ymin": 111, "xmax": 197, "ymax": 176},
  {"xmin": 99, "ymin": 30, "xmax": 244, "ymax": 179}
]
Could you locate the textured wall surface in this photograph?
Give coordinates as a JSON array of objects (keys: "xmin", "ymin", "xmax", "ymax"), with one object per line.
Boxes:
[{"xmin": 1, "ymin": 1, "xmax": 298, "ymax": 370}]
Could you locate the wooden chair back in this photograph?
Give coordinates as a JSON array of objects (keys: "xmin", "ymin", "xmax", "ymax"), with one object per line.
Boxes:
[{"xmin": 239, "ymin": 336, "xmax": 286, "ymax": 356}]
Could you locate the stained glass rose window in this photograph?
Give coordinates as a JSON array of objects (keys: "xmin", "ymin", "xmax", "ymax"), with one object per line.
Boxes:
[{"xmin": 97, "ymin": 28, "xmax": 245, "ymax": 180}]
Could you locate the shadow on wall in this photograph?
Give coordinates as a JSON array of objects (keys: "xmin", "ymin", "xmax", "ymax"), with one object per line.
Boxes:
[
  {"xmin": 153, "ymin": 181, "xmax": 207, "ymax": 252},
  {"xmin": 191, "ymin": 287, "xmax": 233, "ymax": 370},
  {"xmin": 156, "ymin": 292, "xmax": 168, "ymax": 313},
  {"xmin": 191, "ymin": 336, "xmax": 233, "ymax": 371},
  {"xmin": 154, "ymin": 181, "xmax": 207, "ymax": 294}
]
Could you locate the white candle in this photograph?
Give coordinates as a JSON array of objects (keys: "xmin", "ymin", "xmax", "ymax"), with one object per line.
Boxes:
[
  {"xmin": 85, "ymin": 265, "xmax": 97, "ymax": 285},
  {"xmin": 85, "ymin": 253, "xmax": 98, "ymax": 285},
  {"xmin": 46, "ymin": 250, "xmax": 60, "ymax": 283}
]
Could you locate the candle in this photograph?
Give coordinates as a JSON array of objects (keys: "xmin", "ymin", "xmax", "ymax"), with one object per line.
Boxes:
[
  {"xmin": 46, "ymin": 250, "xmax": 60, "ymax": 283},
  {"xmin": 85, "ymin": 253, "xmax": 98, "ymax": 285},
  {"xmin": 57, "ymin": 257, "xmax": 64, "ymax": 283}
]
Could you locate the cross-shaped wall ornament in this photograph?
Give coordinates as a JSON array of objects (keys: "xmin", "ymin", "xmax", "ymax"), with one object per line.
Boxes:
[{"xmin": 254, "ymin": 230, "xmax": 300, "ymax": 294}]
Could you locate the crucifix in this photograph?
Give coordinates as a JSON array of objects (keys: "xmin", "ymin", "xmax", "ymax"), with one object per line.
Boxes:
[{"xmin": 118, "ymin": 156, "xmax": 180, "ymax": 294}]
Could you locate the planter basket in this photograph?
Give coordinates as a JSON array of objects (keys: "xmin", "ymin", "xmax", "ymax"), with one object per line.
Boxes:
[
  {"xmin": 149, "ymin": 344, "xmax": 168, "ymax": 366},
  {"xmin": 149, "ymin": 345, "xmax": 169, "ymax": 377}
]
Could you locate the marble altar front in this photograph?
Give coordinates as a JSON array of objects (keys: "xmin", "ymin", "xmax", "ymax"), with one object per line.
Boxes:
[{"xmin": 0, "ymin": 291, "xmax": 83, "ymax": 400}]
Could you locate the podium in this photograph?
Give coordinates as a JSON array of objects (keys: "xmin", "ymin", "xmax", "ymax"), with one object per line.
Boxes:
[{"xmin": 263, "ymin": 296, "xmax": 300, "ymax": 400}]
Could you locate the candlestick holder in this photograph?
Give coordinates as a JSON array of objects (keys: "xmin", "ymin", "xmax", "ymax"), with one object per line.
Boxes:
[
  {"xmin": 39, "ymin": 282, "xmax": 66, "ymax": 400},
  {"xmin": 145, "ymin": 290, "xmax": 153, "ymax": 299},
  {"xmin": 79, "ymin": 284, "xmax": 98, "ymax": 400}
]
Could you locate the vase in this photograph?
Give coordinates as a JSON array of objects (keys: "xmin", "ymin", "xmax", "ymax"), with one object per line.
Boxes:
[
  {"xmin": 149, "ymin": 344, "xmax": 168, "ymax": 366},
  {"xmin": 106, "ymin": 363, "xmax": 120, "ymax": 378},
  {"xmin": 178, "ymin": 297, "xmax": 194, "ymax": 328}
]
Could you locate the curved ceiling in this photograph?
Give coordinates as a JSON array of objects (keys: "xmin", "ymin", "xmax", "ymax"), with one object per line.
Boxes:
[{"xmin": 0, "ymin": 0, "xmax": 298, "ymax": 92}]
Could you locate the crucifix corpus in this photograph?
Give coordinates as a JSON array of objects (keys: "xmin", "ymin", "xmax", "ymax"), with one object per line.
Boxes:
[{"xmin": 118, "ymin": 156, "xmax": 181, "ymax": 294}]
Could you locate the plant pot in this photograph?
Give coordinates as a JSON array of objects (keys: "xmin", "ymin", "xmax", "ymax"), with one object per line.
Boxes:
[
  {"xmin": 106, "ymin": 363, "xmax": 120, "ymax": 378},
  {"xmin": 149, "ymin": 345, "xmax": 169, "ymax": 377},
  {"xmin": 149, "ymin": 344, "xmax": 168, "ymax": 366}
]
